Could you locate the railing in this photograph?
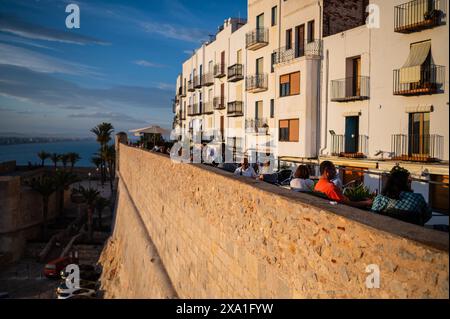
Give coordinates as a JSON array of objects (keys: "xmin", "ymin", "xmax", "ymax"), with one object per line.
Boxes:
[
  {"xmin": 391, "ymin": 134, "xmax": 444, "ymax": 162},
  {"xmin": 203, "ymin": 101, "xmax": 214, "ymax": 114},
  {"xmin": 228, "ymin": 64, "xmax": 244, "ymax": 82},
  {"xmin": 246, "ymin": 28, "xmax": 269, "ymax": 50},
  {"xmin": 331, "ymin": 134, "xmax": 369, "ymax": 158},
  {"xmin": 330, "ymin": 76, "xmax": 370, "ymax": 102},
  {"xmin": 246, "ymin": 74, "xmax": 268, "ymax": 92},
  {"xmin": 188, "ymin": 103, "xmax": 202, "ymax": 116},
  {"xmin": 214, "ymin": 63, "xmax": 227, "ymax": 78},
  {"xmin": 273, "ymin": 40, "xmax": 322, "ymax": 65},
  {"xmin": 393, "ymin": 64, "xmax": 445, "ymax": 95},
  {"xmin": 213, "ymin": 96, "xmax": 226, "ymax": 110},
  {"xmin": 194, "ymin": 75, "xmax": 202, "ymax": 88},
  {"xmin": 394, "ymin": 0, "xmax": 446, "ymax": 33},
  {"xmin": 202, "ymin": 73, "xmax": 214, "ymax": 86},
  {"xmin": 227, "ymin": 101, "xmax": 243, "ymax": 117},
  {"xmin": 181, "ymin": 107, "xmax": 186, "ymax": 120},
  {"xmin": 188, "ymin": 80, "xmax": 195, "ymax": 92},
  {"xmin": 187, "ymin": 104, "xmax": 194, "ymax": 116},
  {"xmin": 245, "ymin": 118, "xmax": 269, "ymax": 134}
]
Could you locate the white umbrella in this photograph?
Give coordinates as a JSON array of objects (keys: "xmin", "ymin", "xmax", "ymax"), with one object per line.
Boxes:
[{"xmin": 129, "ymin": 125, "xmax": 170, "ymax": 145}]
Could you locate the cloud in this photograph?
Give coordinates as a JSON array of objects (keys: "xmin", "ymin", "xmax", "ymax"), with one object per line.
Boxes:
[
  {"xmin": 68, "ymin": 112, "xmax": 147, "ymax": 124},
  {"xmin": 141, "ymin": 22, "xmax": 208, "ymax": 43},
  {"xmin": 0, "ymin": 43, "xmax": 100, "ymax": 76},
  {"xmin": 0, "ymin": 13, "xmax": 109, "ymax": 46},
  {"xmin": 133, "ymin": 60, "xmax": 166, "ymax": 68},
  {"xmin": 0, "ymin": 65, "xmax": 172, "ymax": 112}
]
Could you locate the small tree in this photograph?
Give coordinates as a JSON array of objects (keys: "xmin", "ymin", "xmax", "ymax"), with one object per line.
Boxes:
[
  {"xmin": 78, "ymin": 186, "xmax": 100, "ymax": 241},
  {"xmin": 95, "ymin": 197, "xmax": 110, "ymax": 229},
  {"xmin": 60, "ymin": 154, "xmax": 70, "ymax": 170},
  {"xmin": 50, "ymin": 153, "xmax": 60, "ymax": 170},
  {"xmin": 54, "ymin": 170, "xmax": 79, "ymax": 217},
  {"xmin": 37, "ymin": 151, "xmax": 50, "ymax": 167},
  {"xmin": 67, "ymin": 152, "xmax": 81, "ymax": 172},
  {"xmin": 101, "ymin": 145, "xmax": 116, "ymax": 193},
  {"xmin": 30, "ymin": 175, "xmax": 56, "ymax": 238}
]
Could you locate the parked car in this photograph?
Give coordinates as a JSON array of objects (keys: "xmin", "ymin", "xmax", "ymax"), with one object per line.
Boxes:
[
  {"xmin": 60, "ymin": 264, "xmax": 101, "ymax": 282},
  {"xmin": 57, "ymin": 288, "xmax": 96, "ymax": 299},
  {"xmin": 44, "ymin": 256, "xmax": 79, "ymax": 278},
  {"xmin": 57, "ymin": 280, "xmax": 98, "ymax": 295}
]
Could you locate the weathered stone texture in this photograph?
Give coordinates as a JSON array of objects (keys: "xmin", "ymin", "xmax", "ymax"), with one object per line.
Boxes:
[{"xmin": 100, "ymin": 145, "xmax": 449, "ymax": 298}]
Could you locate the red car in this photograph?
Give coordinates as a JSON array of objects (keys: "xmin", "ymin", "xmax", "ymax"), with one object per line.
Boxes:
[{"xmin": 44, "ymin": 256, "xmax": 79, "ymax": 278}]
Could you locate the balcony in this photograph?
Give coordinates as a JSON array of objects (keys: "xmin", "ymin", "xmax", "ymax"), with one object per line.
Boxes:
[
  {"xmin": 273, "ymin": 40, "xmax": 322, "ymax": 65},
  {"xmin": 203, "ymin": 101, "xmax": 214, "ymax": 115},
  {"xmin": 391, "ymin": 134, "xmax": 444, "ymax": 162},
  {"xmin": 181, "ymin": 108, "xmax": 186, "ymax": 120},
  {"xmin": 245, "ymin": 118, "xmax": 269, "ymax": 134},
  {"xmin": 202, "ymin": 73, "xmax": 214, "ymax": 87},
  {"xmin": 228, "ymin": 64, "xmax": 244, "ymax": 82},
  {"xmin": 188, "ymin": 80, "xmax": 195, "ymax": 92},
  {"xmin": 394, "ymin": 0, "xmax": 446, "ymax": 33},
  {"xmin": 227, "ymin": 101, "xmax": 243, "ymax": 117},
  {"xmin": 194, "ymin": 75, "xmax": 202, "ymax": 89},
  {"xmin": 330, "ymin": 134, "xmax": 369, "ymax": 158},
  {"xmin": 213, "ymin": 97, "xmax": 226, "ymax": 110},
  {"xmin": 188, "ymin": 103, "xmax": 202, "ymax": 116},
  {"xmin": 330, "ymin": 76, "xmax": 370, "ymax": 102},
  {"xmin": 214, "ymin": 63, "xmax": 227, "ymax": 78},
  {"xmin": 393, "ymin": 64, "xmax": 445, "ymax": 95},
  {"xmin": 179, "ymin": 86, "xmax": 186, "ymax": 97},
  {"xmin": 246, "ymin": 28, "xmax": 269, "ymax": 50},
  {"xmin": 246, "ymin": 74, "xmax": 268, "ymax": 93}
]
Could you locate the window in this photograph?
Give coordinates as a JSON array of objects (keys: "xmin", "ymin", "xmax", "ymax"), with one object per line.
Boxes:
[
  {"xmin": 271, "ymin": 6, "xmax": 278, "ymax": 26},
  {"xmin": 286, "ymin": 29, "xmax": 292, "ymax": 49},
  {"xmin": 271, "ymin": 52, "xmax": 276, "ymax": 73},
  {"xmin": 280, "ymin": 72, "xmax": 300, "ymax": 97},
  {"xmin": 279, "ymin": 119, "xmax": 299, "ymax": 142},
  {"xmin": 307, "ymin": 20, "xmax": 315, "ymax": 43},
  {"xmin": 270, "ymin": 99, "xmax": 274, "ymax": 118}
]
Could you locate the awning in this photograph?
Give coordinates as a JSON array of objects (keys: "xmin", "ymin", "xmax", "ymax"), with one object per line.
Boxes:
[{"xmin": 400, "ymin": 41, "xmax": 431, "ymax": 84}]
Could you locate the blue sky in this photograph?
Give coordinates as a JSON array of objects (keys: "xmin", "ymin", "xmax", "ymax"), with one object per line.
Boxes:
[{"xmin": 0, "ymin": 0, "xmax": 247, "ymax": 137}]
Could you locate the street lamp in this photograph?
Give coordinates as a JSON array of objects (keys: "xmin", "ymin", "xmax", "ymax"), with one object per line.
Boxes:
[{"xmin": 88, "ymin": 172, "xmax": 91, "ymax": 188}]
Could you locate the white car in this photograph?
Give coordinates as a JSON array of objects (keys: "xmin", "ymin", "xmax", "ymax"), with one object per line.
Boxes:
[{"xmin": 57, "ymin": 288, "xmax": 96, "ymax": 299}]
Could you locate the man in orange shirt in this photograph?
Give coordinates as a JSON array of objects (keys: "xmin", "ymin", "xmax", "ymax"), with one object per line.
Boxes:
[{"xmin": 315, "ymin": 161, "xmax": 373, "ymax": 208}]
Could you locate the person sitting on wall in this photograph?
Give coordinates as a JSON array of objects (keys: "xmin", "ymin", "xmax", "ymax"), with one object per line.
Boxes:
[
  {"xmin": 290, "ymin": 165, "xmax": 314, "ymax": 192},
  {"xmin": 371, "ymin": 165, "xmax": 432, "ymax": 225},
  {"xmin": 234, "ymin": 157, "xmax": 258, "ymax": 178},
  {"xmin": 314, "ymin": 160, "xmax": 373, "ymax": 208}
]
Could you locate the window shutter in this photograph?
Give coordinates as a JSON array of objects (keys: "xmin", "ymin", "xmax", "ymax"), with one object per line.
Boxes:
[
  {"xmin": 289, "ymin": 119, "xmax": 299, "ymax": 141},
  {"xmin": 280, "ymin": 74, "xmax": 290, "ymax": 84},
  {"xmin": 290, "ymin": 72, "xmax": 300, "ymax": 95}
]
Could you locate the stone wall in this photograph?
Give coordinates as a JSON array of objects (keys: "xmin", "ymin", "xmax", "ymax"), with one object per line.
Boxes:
[
  {"xmin": 0, "ymin": 161, "xmax": 16, "ymax": 175},
  {"xmin": 100, "ymin": 144, "xmax": 449, "ymax": 298},
  {"xmin": 323, "ymin": 0, "xmax": 369, "ymax": 37}
]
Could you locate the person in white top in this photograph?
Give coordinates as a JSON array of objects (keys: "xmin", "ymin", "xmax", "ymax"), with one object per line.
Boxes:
[
  {"xmin": 234, "ymin": 157, "xmax": 258, "ymax": 178},
  {"xmin": 290, "ymin": 165, "xmax": 314, "ymax": 192}
]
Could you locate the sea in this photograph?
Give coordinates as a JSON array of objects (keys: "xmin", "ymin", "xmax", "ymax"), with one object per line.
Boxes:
[{"xmin": 0, "ymin": 140, "xmax": 101, "ymax": 167}]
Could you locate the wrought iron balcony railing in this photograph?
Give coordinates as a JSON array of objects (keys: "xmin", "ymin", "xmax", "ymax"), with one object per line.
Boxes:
[
  {"xmin": 194, "ymin": 75, "xmax": 202, "ymax": 89},
  {"xmin": 245, "ymin": 118, "xmax": 269, "ymax": 134},
  {"xmin": 202, "ymin": 73, "xmax": 214, "ymax": 87},
  {"xmin": 393, "ymin": 64, "xmax": 445, "ymax": 96},
  {"xmin": 330, "ymin": 76, "xmax": 370, "ymax": 102},
  {"xmin": 213, "ymin": 96, "xmax": 226, "ymax": 110},
  {"xmin": 214, "ymin": 63, "xmax": 227, "ymax": 78},
  {"xmin": 246, "ymin": 74, "xmax": 268, "ymax": 93},
  {"xmin": 394, "ymin": 0, "xmax": 446, "ymax": 33},
  {"xmin": 227, "ymin": 101, "xmax": 243, "ymax": 117},
  {"xmin": 330, "ymin": 134, "xmax": 369, "ymax": 158},
  {"xmin": 228, "ymin": 64, "xmax": 244, "ymax": 82},
  {"xmin": 391, "ymin": 134, "xmax": 444, "ymax": 162},
  {"xmin": 188, "ymin": 80, "xmax": 195, "ymax": 92},
  {"xmin": 246, "ymin": 28, "xmax": 269, "ymax": 50},
  {"xmin": 203, "ymin": 101, "xmax": 214, "ymax": 114},
  {"xmin": 273, "ymin": 40, "xmax": 322, "ymax": 65}
]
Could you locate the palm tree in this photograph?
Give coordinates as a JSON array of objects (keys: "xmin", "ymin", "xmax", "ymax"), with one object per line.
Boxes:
[
  {"xmin": 67, "ymin": 152, "xmax": 81, "ymax": 172},
  {"xmin": 30, "ymin": 175, "xmax": 56, "ymax": 238},
  {"xmin": 95, "ymin": 197, "xmax": 110, "ymax": 229},
  {"xmin": 50, "ymin": 153, "xmax": 60, "ymax": 170},
  {"xmin": 101, "ymin": 145, "xmax": 116, "ymax": 193},
  {"xmin": 37, "ymin": 151, "xmax": 50, "ymax": 167},
  {"xmin": 54, "ymin": 170, "xmax": 79, "ymax": 217},
  {"xmin": 78, "ymin": 186, "xmax": 100, "ymax": 240},
  {"xmin": 60, "ymin": 154, "xmax": 70, "ymax": 170},
  {"xmin": 91, "ymin": 123, "xmax": 114, "ymax": 185}
]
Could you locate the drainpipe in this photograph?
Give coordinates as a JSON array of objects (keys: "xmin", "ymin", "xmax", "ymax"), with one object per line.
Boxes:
[
  {"xmin": 316, "ymin": 1, "xmax": 323, "ymax": 160},
  {"xmin": 319, "ymin": 48, "xmax": 329, "ymax": 157}
]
